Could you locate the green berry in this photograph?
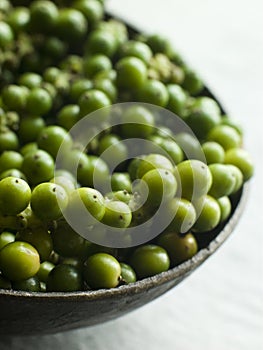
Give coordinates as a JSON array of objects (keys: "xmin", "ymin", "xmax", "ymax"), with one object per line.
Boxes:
[
  {"xmin": 116, "ymin": 56, "xmax": 147, "ymax": 90},
  {"xmin": 0, "ymin": 21, "xmax": 14, "ymax": 49},
  {"xmin": 56, "ymin": 8, "xmax": 88, "ymax": 41},
  {"xmin": 21, "ymin": 149, "xmax": 54, "ymax": 185},
  {"xmin": 158, "ymin": 232, "xmax": 198, "ymax": 266},
  {"xmin": 0, "ymin": 151, "xmax": 23, "ymax": 173},
  {"xmin": 51, "ymin": 221, "xmax": 88, "ymax": 258},
  {"xmin": 0, "ymin": 231, "xmax": 15, "ymax": 250},
  {"xmin": 175, "ymin": 160, "xmax": 212, "ymax": 200},
  {"xmin": 120, "ymin": 105, "xmax": 155, "ymax": 139},
  {"xmin": 202, "ymin": 141, "xmax": 225, "ymax": 164},
  {"xmin": 217, "ymin": 196, "xmax": 232, "ymax": 223},
  {"xmin": 2, "ymin": 84, "xmax": 28, "ymax": 111},
  {"xmin": 31, "ymin": 182, "xmax": 68, "ymax": 221},
  {"xmin": 120, "ymin": 262, "xmax": 136, "ymax": 284},
  {"xmin": 30, "ymin": 0, "xmax": 58, "ymax": 33},
  {"xmin": 0, "ymin": 241, "xmax": 40, "ymax": 281},
  {"xmin": 36, "ymin": 261, "xmax": 55, "ymax": 283},
  {"xmin": 139, "ymin": 168, "xmax": 177, "ymax": 206},
  {"xmin": 102, "ymin": 200, "xmax": 132, "ymax": 228},
  {"xmin": 130, "ymin": 244, "xmax": 170, "ymax": 279},
  {"xmin": 47, "ymin": 264, "xmax": 83, "ymax": 292},
  {"xmin": 78, "ymin": 89, "xmax": 111, "ymax": 121},
  {"xmin": 0, "ymin": 177, "xmax": 31, "ymax": 215},
  {"xmin": 208, "ymin": 164, "xmax": 236, "ymax": 198},
  {"xmin": 137, "ymin": 153, "xmax": 174, "ymax": 179},
  {"xmin": 224, "ymin": 148, "xmax": 254, "ymax": 181},
  {"xmin": 66, "ymin": 187, "xmax": 105, "ymax": 226},
  {"xmin": 0, "ymin": 130, "xmax": 19, "ymax": 152},
  {"xmin": 208, "ymin": 125, "xmax": 242, "ymax": 151},
  {"xmin": 12, "ymin": 276, "xmax": 41, "ymax": 292},
  {"xmin": 18, "ymin": 116, "xmax": 45, "ymax": 143},
  {"xmin": 137, "ymin": 80, "xmax": 169, "ymax": 107},
  {"xmin": 37, "ymin": 125, "xmax": 73, "ymax": 159},
  {"xmin": 164, "ymin": 197, "xmax": 197, "ymax": 233},
  {"xmin": 26, "ymin": 88, "xmax": 52, "ymax": 115},
  {"xmin": 193, "ymin": 195, "xmax": 221, "ymax": 232},
  {"xmin": 83, "ymin": 253, "xmax": 121, "ymax": 289},
  {"xmin": 16, "ymin": 227, "xmax": 53, "ymax": 262}
]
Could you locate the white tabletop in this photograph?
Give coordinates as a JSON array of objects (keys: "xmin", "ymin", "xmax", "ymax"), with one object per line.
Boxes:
[{"xmin": 1, "ymin": 0, "xmax": 263, "ymax": 349}]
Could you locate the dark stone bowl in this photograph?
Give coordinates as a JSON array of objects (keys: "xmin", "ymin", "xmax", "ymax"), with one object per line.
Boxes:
[
  {"xmin": 0, "ymin": 184, "xmax": 248, "ymax": 336},
  {"xmin": 0, "ymin": 16, "xmax": 250, "ymax": 337}
]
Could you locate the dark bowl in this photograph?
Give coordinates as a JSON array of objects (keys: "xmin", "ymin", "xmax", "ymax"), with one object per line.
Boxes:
[
  {"xmin": 0, "ymin": 183, "xmax": 248, "ymax": 336},
  {"xmin": 0, "ymin": 16, "xmax": 250, "ymax": 336}
]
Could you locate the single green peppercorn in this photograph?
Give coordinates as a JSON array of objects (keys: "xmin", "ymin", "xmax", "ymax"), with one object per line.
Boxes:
[
  {"xmin": 116, "ymin": 56, "xmax": 147, "ymax": 90},
  {"xmin": 130, "ymin": 244, "xmax": 170, "ymax": 279},
  {"xmin": 193, "ymin": 195, "xmax": 221, "ymax": 232},
  {"xmin": 30, "ymin": 182, "xmax": 68, "ymax": 221},
  {"xmin": 2, "ymin": 84, "xmax": 28, "ymax": 111},
  {"xmin": 0, "ymin": 151, "xmax": 23, "ymax": 173},
  {"xmin": 0, "ymin": 241, "xmax": 40, "ymax": 281},
  {"xmin": 37, "ymin": 261, "xmax": 55, "ymax": 283},
  {"xmin": 12, "ymin": 276, "xmax": 41, "ymax": 292},
  {"xmin": 26, "ymin": 88, "xmax": 52, "ymax": 115},
  {"xmin": 83, "ymin": 253, "xmax": 121, "ymax": 289},
  {"xmin": 29, "ymin": 0, "xmax": 59, "ymax": 34},
  {"xmin": 224, "ymin": 148, "xmax": 254, "ymax": 181},
  {"xmin": 0, "ymin": 129, "xmax": 19, "ymax": 152},
  {"xmin": 51, "ymin": 221, "xmax": 88, "ymax": 258},
  {"xmin": 0, "ymin": 231, "xmax": 15, "ymax": 250},
  {"xmin": 158, "ymin": 232, "xmax": 198, "ymax": 267},
  {"xmin": 0, "ymin": 177, "xmax": 31, "ymax": 215},
  {"xmin": 120, "ymin": 262, "xmax": 136, "ymax": 284},
  {"xmin": 0, "ymin": 21, "xmax": 14, "ymax": 49},
  {"xmin": 21, "ymin": 149, "xmax": 54, "ymax": 185},
  {"xmin": 16, "ymin": 227, "xmax": 53, "ymax": 262},
  {"xmin": 37, "ymin": 125, "xmax": 73, "ymax": 159},
  {"xmin": 56, "ymin": 8, "xmax": 88, "ymax": 42},
  {"xmin": 47, "ymin": 264, "xmax": 83, "ymax": 292},
  {"xmin": 19, "ymin": 116, "xmax": 45, "ymax": 143},
  {"xmin": 73, "ymin": 0, "xmax": 104, "ymax": 28}
]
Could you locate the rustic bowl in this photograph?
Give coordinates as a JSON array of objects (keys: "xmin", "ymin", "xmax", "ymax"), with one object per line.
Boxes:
[
  {"xmin": 0, "ymin": 16, "xmax": 250, "ymax": 337},
  {"xmin": 0, "ymin": 183, "xmax": 248, "ymax": 336}
]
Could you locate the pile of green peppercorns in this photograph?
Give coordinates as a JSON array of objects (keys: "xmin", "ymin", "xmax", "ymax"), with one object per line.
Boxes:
[{"xmin": 0, "ymin": 0, "xmax": 254, "ymax": 292}]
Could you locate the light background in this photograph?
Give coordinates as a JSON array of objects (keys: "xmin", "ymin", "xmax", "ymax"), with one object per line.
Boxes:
[{"xmin": 1, "ymin": 0, "xmax": 263, "ymax": 349}]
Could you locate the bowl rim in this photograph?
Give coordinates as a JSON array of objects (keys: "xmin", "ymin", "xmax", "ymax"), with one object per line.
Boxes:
[{"xmin": 0, "ymin": 183, "xmax": 249, "ymax": 301}]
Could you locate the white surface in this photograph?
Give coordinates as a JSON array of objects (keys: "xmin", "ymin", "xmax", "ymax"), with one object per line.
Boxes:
[{"xmin": 1, "ymin": 0, "xmax": 263, "ymax": 349}]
